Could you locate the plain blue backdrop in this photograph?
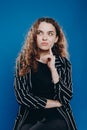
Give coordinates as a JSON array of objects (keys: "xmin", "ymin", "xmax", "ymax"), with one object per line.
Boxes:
[{"xmin": 0, "ymin": 0, "xmax": 87, "ymax": 130}]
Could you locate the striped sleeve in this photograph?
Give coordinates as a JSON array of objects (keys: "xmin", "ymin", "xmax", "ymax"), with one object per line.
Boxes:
[
  {"xmin": 14, "ymin": 62, "xmax": 47, "ymax": 109},
  {"xmin": 53, "ymin": 58, "xmax": 73, "ymax": 104}
]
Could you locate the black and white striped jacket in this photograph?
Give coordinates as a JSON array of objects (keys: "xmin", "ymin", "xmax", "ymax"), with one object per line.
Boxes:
[{"xmin": 14, "ymin": 56, "xmax": 77, "ymax": 130}]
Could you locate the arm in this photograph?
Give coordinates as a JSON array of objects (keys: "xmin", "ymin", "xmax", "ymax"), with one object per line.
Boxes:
[
  {"xmin": 44, "ymin": 59, "xmax": 72, "ymax": 109},
  {"xmin": 14, "ymin": 67, "xmax": 62, "ymax": 109},
  {"xmin": 39, "ymin": 48, "xmax": 63, "ymax": 108},
  {"xmin": 53, "ymin": 58, "xmax": 73, "ymax": 105},
  {"xmin": 14, "ymin": 62, "xmax": 47, "ymax": 109}
]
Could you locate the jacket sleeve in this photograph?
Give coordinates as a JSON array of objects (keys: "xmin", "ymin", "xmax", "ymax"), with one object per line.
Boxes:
[
  {"xmin": 14, "ymin": 62, "xmax": 47, "ymax": 109},
  {"xmin": 53, "ymin": 58, "xmax": 73, "ymax": 105}
]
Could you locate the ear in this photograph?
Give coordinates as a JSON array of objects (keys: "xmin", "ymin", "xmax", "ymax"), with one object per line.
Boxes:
[{"xmin": 54, "ymin": 36, "xmax": 58, "ymax": 43}]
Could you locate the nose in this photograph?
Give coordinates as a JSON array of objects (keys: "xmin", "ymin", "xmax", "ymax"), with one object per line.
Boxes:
[{"xmin": 42, "ymin": 35, "xmax": 47, "ymax": 41}]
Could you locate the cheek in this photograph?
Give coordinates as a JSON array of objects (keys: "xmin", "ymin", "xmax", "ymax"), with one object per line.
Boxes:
[
  {"xmin": 37, "ymin": 36, "xmax": 42, "ymax": 42},
  {"xmin": 49, "ymin": 38, "xmax": 56, "ymax": 43},
  {"xmin": 36, "ymin": 37, "xmax": 42, "ymax": 47}
]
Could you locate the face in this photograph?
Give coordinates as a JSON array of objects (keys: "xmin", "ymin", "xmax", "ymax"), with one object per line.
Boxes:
[{"xmin": 36, "ymin": 22, "xmax": 58, "ymax": 51}]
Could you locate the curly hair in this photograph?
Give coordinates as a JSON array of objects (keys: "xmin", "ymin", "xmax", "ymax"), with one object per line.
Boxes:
[{"xmin": 16, "ymin": 17, "xmax": 69, "ymax": 76}]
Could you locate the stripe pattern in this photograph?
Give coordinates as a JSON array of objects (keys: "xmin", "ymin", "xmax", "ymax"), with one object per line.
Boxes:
[{"xmin": 14, "ymin": 56, "xmax": 77, "ymax": 130}]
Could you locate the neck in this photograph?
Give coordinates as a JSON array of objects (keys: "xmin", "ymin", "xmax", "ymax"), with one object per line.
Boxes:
[
  {"xmin": 38, "ymin": 49, "xmax": 49, "ymax": 58},
  {"xmin": 36, "ymin": 49, "xmax": 50, "ymax": 63}
]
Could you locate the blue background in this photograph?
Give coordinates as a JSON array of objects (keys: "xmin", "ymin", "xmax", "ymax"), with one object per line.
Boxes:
[{"xmin": 0, "ymin": 0, "xmax": 87, "ymax": 130}]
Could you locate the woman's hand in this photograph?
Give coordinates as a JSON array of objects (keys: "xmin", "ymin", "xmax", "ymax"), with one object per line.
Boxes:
[
  {"xmin": 45, "ymin": 99, "xmax": 62, "ymax": 109},
  {"xmin": 40, "ymin": 48, "xmax": 59, "ymax": 84},
  {"xmin": 40, "ymin": 48, "xmax": 55, "ymax": 70}
]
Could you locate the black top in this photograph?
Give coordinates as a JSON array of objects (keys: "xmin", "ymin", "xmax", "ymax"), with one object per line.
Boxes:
[
  {"xmin": 29, "ymin": 61, "xmax": 62, "ymax": 121},
  {"xmin": 31, "ymin": 61, "xmax": 55, "ymax": 99}
]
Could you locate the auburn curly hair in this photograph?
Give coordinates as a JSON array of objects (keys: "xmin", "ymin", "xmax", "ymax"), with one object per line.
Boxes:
[{"xmin": 16, "ymin": 17, "xmax": 69, "ymax": 76}]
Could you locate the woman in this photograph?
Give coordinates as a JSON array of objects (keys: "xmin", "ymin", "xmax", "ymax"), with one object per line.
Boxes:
[{"xmin": 13, "ymin": 17, "xmax": 77, "ymax": 130}]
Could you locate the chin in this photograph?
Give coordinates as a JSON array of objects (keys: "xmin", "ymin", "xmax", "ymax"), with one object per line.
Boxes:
[{"xmin": 39, "ymin": 47, "xmax": 49, "ymax": 51}]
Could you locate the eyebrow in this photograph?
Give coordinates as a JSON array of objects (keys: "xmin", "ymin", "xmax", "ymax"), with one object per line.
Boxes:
[{"xmin": 37, "ymin": 30, "xmax": 55, "ymax": 33}]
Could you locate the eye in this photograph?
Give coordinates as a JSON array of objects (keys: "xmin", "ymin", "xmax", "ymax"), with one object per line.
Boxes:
[
  {"xmin": 48, "ymin": 32, "xmax": 54, "ymax": 36},
  {"xmin": 37, "ymin": 30, "xmax": 43, "ymax": 35}
]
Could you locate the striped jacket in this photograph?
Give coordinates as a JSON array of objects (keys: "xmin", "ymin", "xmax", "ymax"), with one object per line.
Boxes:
[{"xmin": 14, "ymin": 56, "xmax": 77, "ymax": 130}]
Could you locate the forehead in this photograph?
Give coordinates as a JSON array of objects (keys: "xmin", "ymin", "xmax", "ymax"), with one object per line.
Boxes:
[{"xmin": 38, "ymin": 22, "xmax": 56, "ymax": 32}]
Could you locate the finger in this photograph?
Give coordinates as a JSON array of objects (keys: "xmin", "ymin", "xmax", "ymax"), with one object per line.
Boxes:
[
  {"xmin": 48, "ymin": 57, "xmax": 51, "ymax": 61},
  {"xmin": 49, "ymin": 47, "xmax": 53, "ymax": 55}
]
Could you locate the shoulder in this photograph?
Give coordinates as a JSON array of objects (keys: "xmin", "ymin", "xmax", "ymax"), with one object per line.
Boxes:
[
  {"xmin": 15, "ymin": 57, "xmax": 24, "ymax": 78},
  {"xmin": 15, "ymin": 59, "xmax": 21, "ymax": 74},
  {"xmin": 55, "ymin": 56, "xmax": 71, "ymax": 69}
]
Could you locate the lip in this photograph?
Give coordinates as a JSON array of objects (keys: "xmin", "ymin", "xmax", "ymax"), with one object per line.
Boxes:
[{"xmin": 41, "ymin": 42, "xmax": 48, "ymax": 46}]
